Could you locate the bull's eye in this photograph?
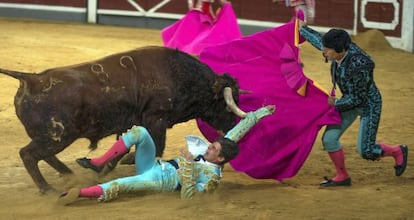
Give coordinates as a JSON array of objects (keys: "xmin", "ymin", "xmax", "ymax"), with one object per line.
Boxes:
[{"xmin": 225, "ymin": 106, "xmax": 232, "ymax": 112}]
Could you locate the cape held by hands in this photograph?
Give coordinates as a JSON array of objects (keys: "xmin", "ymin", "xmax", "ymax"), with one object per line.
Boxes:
[
  {"xmin": 161, "ymin": 2, "xmax": 241, "ymax": 56},
  {"xmin": 197, "ymin": 20, "xmax": 341, "ymax": 181}
]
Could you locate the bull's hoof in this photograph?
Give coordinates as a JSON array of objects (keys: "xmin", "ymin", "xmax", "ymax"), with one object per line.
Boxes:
[
  {"xmin": 39, "ymin": 185, "xmax": 56, "ymax": 195},
  {"xmin": 119, "ymin": 152, "xmax": 136, "ymax": 164}
]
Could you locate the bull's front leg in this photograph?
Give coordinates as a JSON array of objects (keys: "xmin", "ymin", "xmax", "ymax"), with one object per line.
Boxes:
[
  {"xmin": 43, "ymin": 155, "xmax": 72, "ymax": 175},
  {"xmin": 148, "ymin": 125, "xmax": 167, "ymax": 157},
  {"xmin": 19, "ymin": 142, "xmax": 54, "ymax": 194},
  {"xmin": 141, "ymin": 117, "xmax": 168, "ymax": 157}
]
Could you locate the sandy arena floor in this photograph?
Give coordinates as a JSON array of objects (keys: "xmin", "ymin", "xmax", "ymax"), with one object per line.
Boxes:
[{"xmin": 0, "ymin": 18, "xmax": 413, "ymax": 219}]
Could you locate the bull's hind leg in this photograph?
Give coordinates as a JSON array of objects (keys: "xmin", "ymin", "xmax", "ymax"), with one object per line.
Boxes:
[
  {"xmin": 100, "ymin": 154, "xmax": 123, "ymax": 176},
  {"xmin": 119, "ymin": 152, "xmax": 135, "ymax": 164},
  {"xmin": 19, "ymin": 141, "xmax": 54, "ymax": 194},
  {"xmin": 43, "ymin": 156, "xmax": 72, "ymax": 176}
]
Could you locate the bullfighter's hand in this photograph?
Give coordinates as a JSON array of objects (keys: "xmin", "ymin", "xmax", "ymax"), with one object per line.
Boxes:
[
  {"xmin": 264, "ymin": 105, "xmax": 276, "ymax": 113},
  {"xmin": 298, "ymin": 20, "xmax": 307, "ymax": 28},
  {"xmin": 179, "ymin": 148, "xmax": 194, "ymax": 162}
]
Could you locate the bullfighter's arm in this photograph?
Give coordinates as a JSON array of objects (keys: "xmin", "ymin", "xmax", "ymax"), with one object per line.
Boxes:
[
  {"xmin": 224, "ymin": 105, "xmax": 275, "ymax": 142},
  {"xmin": 178, "ymin": 105, "xmax": 275, "ymax": 199},
  {"xmin": 299, "ymin": 25, "xmax": 323, "ymax": 51}
]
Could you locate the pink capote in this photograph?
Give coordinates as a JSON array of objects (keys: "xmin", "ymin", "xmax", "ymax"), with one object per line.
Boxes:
[
  {"xmin": 161, "ymin": 2, "xmax": 242, "ymax": 56},
  {"xmin": 196, "ymin": 21, "xmax": 341, "ymax": 181}
]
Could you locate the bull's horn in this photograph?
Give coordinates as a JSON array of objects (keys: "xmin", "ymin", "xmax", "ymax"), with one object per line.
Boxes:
[{"xmin": 224, "ymin": 87, "xmax": 247, "ymax": 118}]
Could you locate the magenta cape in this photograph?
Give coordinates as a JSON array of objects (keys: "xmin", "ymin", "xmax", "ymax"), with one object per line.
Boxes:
[
  {"xmin": 161, "ymin": 2, "xmax": 242, "ymax": 56},
  {"xmin": 197, "ymin": 21, "xmax": 341, "ymax": 181}
]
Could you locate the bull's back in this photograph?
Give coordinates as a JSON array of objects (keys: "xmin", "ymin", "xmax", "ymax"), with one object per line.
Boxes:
[{"xmin": 15, "ymin": 46, "xmax": 217, "ymax": 141}]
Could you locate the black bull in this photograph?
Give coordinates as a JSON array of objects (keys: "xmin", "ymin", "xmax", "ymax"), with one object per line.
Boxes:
[{"xmin": 0, "ymin": 46, "xmax": 241, "ymax": 193}]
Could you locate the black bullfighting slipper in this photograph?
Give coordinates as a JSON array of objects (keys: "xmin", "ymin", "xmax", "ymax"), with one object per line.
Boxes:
[
  {"xmin": 319, "ymin": 177, "xmax": 352, "ymax": 187},
  {"xmin": 76, "ymin": 157, "xmax": 103, "ymax": 173},
  {"xmin": 395, "ymin": 145, "xmax": 408, "ymax": 176}
]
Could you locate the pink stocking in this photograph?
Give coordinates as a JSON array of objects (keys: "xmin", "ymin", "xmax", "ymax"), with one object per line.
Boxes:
[
  {"xmin": 380, "ymin": 143, "xmax": 403, "ymax": 165},
  {"xmin": 328, "ymin": 148, "xmax": 349, "ymax": 181},
  {"xmin": 90, "ymin": 138, "xmax": 129, "ymax": 167},
  {"xmin": 201, "ymin": 2, "xmax": 215, "ymax": 20},
  {"xmin": 79, "ymin": 185, "xmax": 103, "ymax": 198}
]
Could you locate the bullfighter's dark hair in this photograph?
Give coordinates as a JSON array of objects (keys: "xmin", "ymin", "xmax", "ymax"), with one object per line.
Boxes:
[
  {"xmin": 322, "ymin": 29, "xmax": 351, "ymax": 53},
  {"xmin": 215, "ymin": 136, "xmax": 239, "ymax": 165}
]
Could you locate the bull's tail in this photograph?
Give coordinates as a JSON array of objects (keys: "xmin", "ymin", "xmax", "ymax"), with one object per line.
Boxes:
[{"xmin": 0, "ymin": 68, "xmax": 34, "ymax": 80}]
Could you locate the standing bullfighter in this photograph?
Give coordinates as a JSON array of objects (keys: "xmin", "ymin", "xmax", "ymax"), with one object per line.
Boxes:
[{"xmin": 299, "ymin": 23, "xmax": 408, "ymax": 187}]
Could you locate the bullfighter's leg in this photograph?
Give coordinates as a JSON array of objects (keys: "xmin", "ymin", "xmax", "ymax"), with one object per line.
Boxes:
[
  {"xmin": 201, "ymin": 0, "xmax": 215, "ymax": 20},
  {"xmin": 58, "ymin": 163, "xmax": 178, "ymax": 205},
  {"xmin": 19, "ymin": 141, "xmax": 54, "ymax": 194},
  {"xmin": 92, "ymin": 133, "xmax": 126, "ymax": 176},
  {"xmin": 356, "ymin": 106, "xmax": 408, "ymax": 176},
  {"xmin": 76, "ymin": 138, "xmax": 129, "ymax": 173},
  {"xmin": 119, "ymin": 121, "xmax": 167, "ymax": 164},
  {"xmin": 321, "ymin": 109, "xmax": 358, "ymax": 185},
  {"xmin": 122, "ymin": 126, "xmax": 156, "ymax": 174},
  {"xmin": 380, "ymin": 143, "xmax": 408, "ymax": 176},
  {"xmin": 60, "ymin": 127, "xmax": 161, "ymax": 205},
  {"xmin": 77, "ymin": 125, "xmax": 156, "ymax": 174}
]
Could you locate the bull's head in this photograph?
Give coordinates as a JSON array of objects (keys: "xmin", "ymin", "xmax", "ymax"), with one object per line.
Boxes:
[{"xmin": 200, "ymin": 73, "xmax": 246, "ymax": 134}]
